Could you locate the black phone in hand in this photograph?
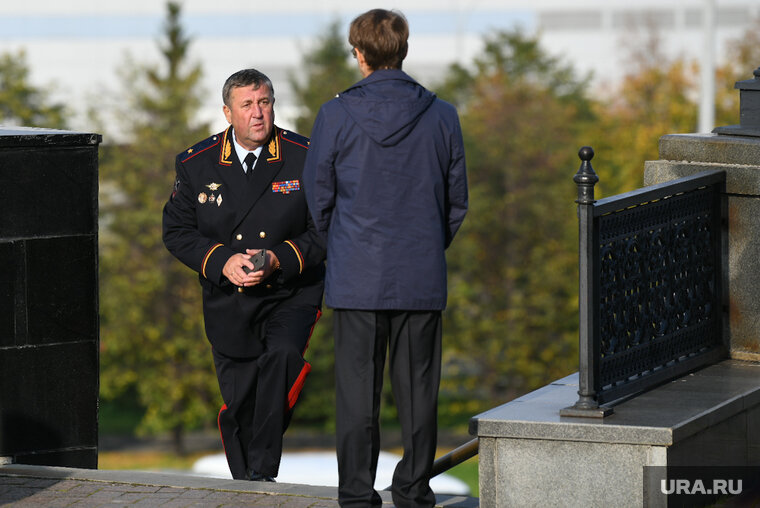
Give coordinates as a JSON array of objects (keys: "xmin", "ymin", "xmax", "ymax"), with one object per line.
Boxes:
[{"xmin": 243, "ymin": 249, "xmax": 267, "ymax": 274}]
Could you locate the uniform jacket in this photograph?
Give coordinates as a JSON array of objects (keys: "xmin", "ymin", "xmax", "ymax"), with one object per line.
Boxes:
[
  {"xmin": 163, "ymin": 125, "xmax": 325, "ymax": 357},
  {"xmin": 303, "ymin": 69, "xmax": 468, "ymax": 311}
]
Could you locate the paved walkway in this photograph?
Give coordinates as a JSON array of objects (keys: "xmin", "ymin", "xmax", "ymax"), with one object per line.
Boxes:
[{"xmin": 0, "ymin": 464, "xmax": 478, "ymax": 507}]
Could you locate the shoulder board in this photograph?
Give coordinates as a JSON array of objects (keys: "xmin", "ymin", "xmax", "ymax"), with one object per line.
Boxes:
[
  {"xmin": 179, "ymin": 131, "xmax": 224, "ymax": 163},
  {"xmin": 279, "ymin": 128, "xmax": 310, "ymax": 149}
]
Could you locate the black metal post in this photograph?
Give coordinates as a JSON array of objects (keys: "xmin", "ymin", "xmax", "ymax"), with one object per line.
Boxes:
[
  {"xmin": 561, "ymin": 146, "xmax": 612, "ymax": 418},
  {"xmin": 713, "ymin": 66, "xmax": 760, "ymax": 137}
]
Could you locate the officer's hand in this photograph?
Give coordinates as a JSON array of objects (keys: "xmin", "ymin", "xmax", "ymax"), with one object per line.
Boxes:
[
  {"xmin": 245, "ymin": 248, "xmax": 280, "ymax": 285},
  {"xmin": 222, "ymin": 253, "xmax": 256, "ymax": 287}
]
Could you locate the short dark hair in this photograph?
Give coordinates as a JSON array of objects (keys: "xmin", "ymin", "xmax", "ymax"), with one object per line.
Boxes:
[
  {"xmin": 349, "ymin": 9, "xmax": 408, "ymax": 71},
  {"xmin": 222, "ymin": 69, "xmax": 274, "ymax": 106}
]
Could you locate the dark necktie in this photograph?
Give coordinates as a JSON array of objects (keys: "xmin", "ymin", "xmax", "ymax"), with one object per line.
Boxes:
[{"xmin": 243, "ymin": 152, "xmax": 256, "ymax": 178}]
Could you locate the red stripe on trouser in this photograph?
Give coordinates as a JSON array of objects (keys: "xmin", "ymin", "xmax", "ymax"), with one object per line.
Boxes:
[
  {"xmin": 288, "ymin": 362, "xmax": 311, "ymax": 409},
  {"xmin": 217, "ymin": 404, "xmax": 228, "ymax": 454},
  {"xmin": 287, "ymin": 309, "xmax": 322, "ymax": 409}
]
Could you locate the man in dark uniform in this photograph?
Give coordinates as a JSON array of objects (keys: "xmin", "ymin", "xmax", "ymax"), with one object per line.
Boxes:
[{"xmin": 162, "ymin": 68, "xmax": 325, "ymax": 482}]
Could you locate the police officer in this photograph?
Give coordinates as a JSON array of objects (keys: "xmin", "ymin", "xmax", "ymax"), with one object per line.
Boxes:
[{"xmin": 163, "ymin": 68, "xmax": 325, "ymax": 482}]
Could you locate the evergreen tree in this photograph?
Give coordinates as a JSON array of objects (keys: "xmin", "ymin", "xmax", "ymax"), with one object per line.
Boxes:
[
  {"xmin": 0, "ymin": 50, "xmax": 67, "ymax": 128},
  {"xmin": 284, "ymin": 20, "xmax": 361, "ymax": 430},
  {"xmin": 98, "ymin": 1, "xmax": 217, "ymax": 453},
  {"xmin": 289, "ymin": 20, "xmax": 360, "ymax": 136}
]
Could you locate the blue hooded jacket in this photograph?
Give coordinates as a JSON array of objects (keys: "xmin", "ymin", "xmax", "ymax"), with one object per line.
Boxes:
[{"xmin": 303, "ymin": 69, "xmax": 468, "ymax": 310}]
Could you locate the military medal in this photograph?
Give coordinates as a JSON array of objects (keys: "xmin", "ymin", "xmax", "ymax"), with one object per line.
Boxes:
[
  {"xmin": 272, "ymin": 180, "xmax": 300, "ymax": 194},
  {"xmin": 209, "ymin": 193, "xmax": 216, "ymax": 203},
  {"xmin": 198, "ymin": 193, "xmax": 207, "ymax": 204}
]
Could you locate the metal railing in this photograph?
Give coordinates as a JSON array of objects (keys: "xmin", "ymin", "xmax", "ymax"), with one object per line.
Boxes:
[{"xmin": 561, "ymin": 147, "xmax": 727, "ymax": 417}]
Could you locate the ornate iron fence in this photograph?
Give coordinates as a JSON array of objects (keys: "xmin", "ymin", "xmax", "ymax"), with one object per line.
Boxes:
[{"xmin": 561, "ymin": 147, "xmax": 727, "ymax": 417}]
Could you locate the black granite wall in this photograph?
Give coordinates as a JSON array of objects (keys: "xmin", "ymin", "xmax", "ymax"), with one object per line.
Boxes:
[{"xmin": 0, "ymin": 128, "xmax": 101, "ymax": 468}]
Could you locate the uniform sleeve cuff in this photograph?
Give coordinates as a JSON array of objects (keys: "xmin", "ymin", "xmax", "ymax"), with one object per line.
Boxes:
[
  {"xmin": 202, "ymin": 243, "xmax": 236, "ymax": 285},
  {"xmin": 270, "ymin": 240, "xmax": 304, "ymax": 281}
]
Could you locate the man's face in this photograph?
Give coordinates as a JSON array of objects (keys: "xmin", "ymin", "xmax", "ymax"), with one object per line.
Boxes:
[{"xmin": 223, "ymin": 84, "xmax": 275, "ymax": 150}]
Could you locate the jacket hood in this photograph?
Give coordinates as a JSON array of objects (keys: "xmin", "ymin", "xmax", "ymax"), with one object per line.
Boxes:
[{"xmin": 337, "ymin": 69, "xmax": 436, "ymax": 147}]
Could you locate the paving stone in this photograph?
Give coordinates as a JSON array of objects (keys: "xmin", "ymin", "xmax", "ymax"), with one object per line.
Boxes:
[{"xmin": 0, "ymin": 464, "xmax": 477, "ymax": 507}]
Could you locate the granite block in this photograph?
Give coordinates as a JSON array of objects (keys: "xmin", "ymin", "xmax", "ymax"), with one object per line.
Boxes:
[
  {"xmin": 482, "ymin": 437, "xmax": 665, "ymax": 508},
  {"xmin": 748, "ymin": 405, "xmax": 760, "ymax": 449},
  {"xmin": 473, "ymin": 360, "xmax": 760, "ymax": 507},
  {"xmin": 477, "ymin": 437, "xmax": 497, "ymax": 508},
  {"xmin": 644, "ymin": 159, "xmax": 760, "ymax": 358},
  {"xmin": 472, "ymin": 361, "xmax": 760, "ymax": 447},
  {"xmin": 643, "ymin": 160, "xmax": 760, "ymax": 196},
  {"xmin": 0, "ymin": 241, "xmax": 19, "ymax": 346},
  {"xmin": 669, "ymin": 412, "xmax": 749, "ymax": 467},
  {"xmin": 24, "ymin": 235, "xmax": 98, "ymax": 345},
  {"xmin": 0, "ymin": 341, "xmax": 98, "ymax": 455},
  {"xmin": 0, "ymin": 147, "xmax": 97, "ymax": 239},
  {"xmin": 657, "ymin": 133, "xmax": 760, "ymax": 167},
  {"xmin": 725, "ymin": 196, "xmax": 760, "ymax": 356}
]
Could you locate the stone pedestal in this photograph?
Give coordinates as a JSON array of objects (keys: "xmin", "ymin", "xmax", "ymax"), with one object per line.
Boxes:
[
  {"xmin": 0, "ymin": 128, "xmax": 101, "ymax": 468},
  {"xmin": 644, "ymin": 133, "xmax": 760, "ymax": 361},
  {"xmin": 472, "ymin": 360, "xmax": 760, "ymax": 507}
]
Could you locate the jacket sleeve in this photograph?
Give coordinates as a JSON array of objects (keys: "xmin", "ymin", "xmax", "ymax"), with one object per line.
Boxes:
[
  {"xmin": 269, "ymin": 209, "xmax": 325, "ymax": 281},
  {"xmin": 302, "ymin": 106, "xmax": 337, "ymax": 237},
  {"xmin": 445, "ymin": 111, "xmax": 468, "ymax": 248},
  {"xmin": 162, "ymin": 156, "xmax": 235, "ymax": 286}
]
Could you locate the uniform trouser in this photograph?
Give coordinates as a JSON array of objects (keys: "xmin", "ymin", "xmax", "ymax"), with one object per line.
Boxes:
[
  {"xmin": 212, "ymin": 303, "xmax": 320, "ymax": 480},
  {"xmin": 334, "ymin": 309, "xmax": 442, "ymax": 508}
]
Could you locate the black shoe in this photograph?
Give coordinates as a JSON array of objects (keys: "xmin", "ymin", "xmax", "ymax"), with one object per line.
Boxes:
[{"xmin": 247, "ymin": 469, "xmax": 276, "ymax": 482}]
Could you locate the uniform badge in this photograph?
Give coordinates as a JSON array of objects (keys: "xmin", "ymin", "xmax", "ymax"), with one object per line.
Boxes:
[
  {"xmin": 209, "ymin": 193, "xmax": 216, "ymax": 203},
  {"xmin": 224, "ymin": 139, "xmax": 232, "ymax": 160},
  {"xmin": 198, "ymin": 192, "xmax": 207, "ymax": 204},
  {"xmin": 217, "ymin": 194, "xmax": 223, "ymax": 207},
  {"xmin": 206, "ymin": 182, "xmax": 221, "ymax": 191},
  {"xmin": 272, "ymin": 180, "xmax": 300, "ymax": 194}
]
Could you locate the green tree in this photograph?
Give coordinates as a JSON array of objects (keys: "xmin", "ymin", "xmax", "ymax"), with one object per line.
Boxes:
[
  {"xmin": 288, "ymin": 20, "xmax": 360, "ymax": 136},
  {"xmin": 284, "ymin": 21, "xmax": 361, "ymax": 431},
  {"xmin": 98, "ymin": 1, "xmax": 217, "ymax": 453},
  {"xmin": 0, "ymin": 50, "xmax": 67, "ymax": 128},
  {"xmin": 436, "ymin": 30, "xmax": 593, "ymax": 422},
  {"xmin": 583, "ymin": 29, "xmax": 700, "ymax": 196}
]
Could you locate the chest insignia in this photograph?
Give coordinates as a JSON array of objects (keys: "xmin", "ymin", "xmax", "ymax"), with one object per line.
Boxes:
[
  {"xmin": 272, "ymin": 180, "xmax": 300, "ymax": 194},
  {"xmin": 198, "ymin": 192, "xmax": 207, "ymax": 204},
  {"xmin": 206, "ymin": 182, "xmax": 221, "ymax": 191}
]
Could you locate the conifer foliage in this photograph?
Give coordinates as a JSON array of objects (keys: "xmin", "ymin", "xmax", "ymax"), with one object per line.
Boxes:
[{"xmin": 98, "ymin": 2, "xmax": 217, "ymax": 453}]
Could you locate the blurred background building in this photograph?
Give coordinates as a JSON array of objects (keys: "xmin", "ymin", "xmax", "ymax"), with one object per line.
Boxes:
[{"xmin": 0, "ymin": 0, "xmax": 757, "ymax": 135}]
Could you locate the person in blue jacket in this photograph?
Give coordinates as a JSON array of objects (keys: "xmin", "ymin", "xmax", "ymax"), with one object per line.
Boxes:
[{"xmin": 303, "ymin": 9, "xmax": 468, "ymax": 507}]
